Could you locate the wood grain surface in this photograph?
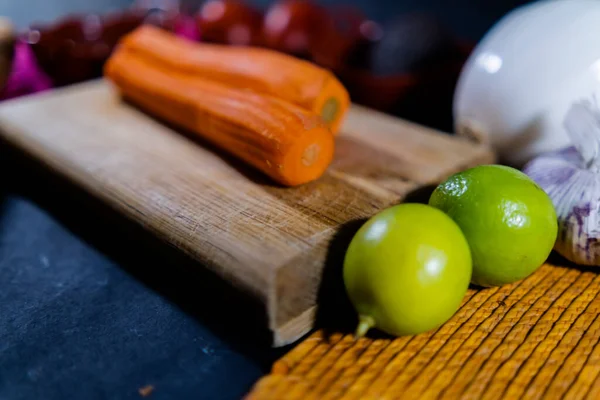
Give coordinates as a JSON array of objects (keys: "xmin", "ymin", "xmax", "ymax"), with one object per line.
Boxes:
[{"xmin": 0, "ymin": 79, "xmax": 494, "ymax": 346}]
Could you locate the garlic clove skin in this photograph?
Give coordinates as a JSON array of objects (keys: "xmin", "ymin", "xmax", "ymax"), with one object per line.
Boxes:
[{"xmin": 523, "ymin": 141, "xmax": 600, "ymax": 266}]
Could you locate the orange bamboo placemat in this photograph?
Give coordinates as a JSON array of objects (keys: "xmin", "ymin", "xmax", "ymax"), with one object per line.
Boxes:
[{"xmin": 245, "ymin": 263, "xmax": 600, "ymax": 399}]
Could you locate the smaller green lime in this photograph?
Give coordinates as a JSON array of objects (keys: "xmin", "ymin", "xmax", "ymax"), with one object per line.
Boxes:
[
  {"xmin": 428, "ymin": 165, "xmax": 558, "ymax": 287},
  {"xmin": 343, "ymin": 203, "xmax": 472, "ymax": 338}
]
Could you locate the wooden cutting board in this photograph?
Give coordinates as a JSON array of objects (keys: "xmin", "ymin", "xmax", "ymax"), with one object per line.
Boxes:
[{"xmin": 0, "ymin": 79, "xmax": 494, "ymax": 346}]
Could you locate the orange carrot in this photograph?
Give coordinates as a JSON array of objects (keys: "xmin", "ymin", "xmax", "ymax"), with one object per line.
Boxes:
[
  {"xmin": 117, "ymin": 25, "xmax": 350, "ymax": 135},
  {"xmin": 104, "ymin": 48, "xmax": 335, "ymax": 187}
]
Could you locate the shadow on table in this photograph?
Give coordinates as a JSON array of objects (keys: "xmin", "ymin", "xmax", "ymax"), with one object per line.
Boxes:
[
  {"xmin": 0, "ymin": 140, "xmax": 291, "ymax": 372},
  {"xmin": 546, "ymin": 251, "xmax": 600, "ymax": 274}
]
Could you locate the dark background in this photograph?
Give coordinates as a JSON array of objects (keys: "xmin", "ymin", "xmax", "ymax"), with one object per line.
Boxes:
[
  {"xmin": 0, "ymin": 1, "xmax": 535, "ymax": 400},
  {"xmin": 5, "ymin": 0, "xmax": 535, "ymax": 42}
]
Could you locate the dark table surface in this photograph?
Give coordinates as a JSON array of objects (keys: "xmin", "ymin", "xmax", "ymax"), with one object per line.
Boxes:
[
  {"xmin": 0, "ymin": 148, "xmax": 288, "ymax": 400},
  {"xmin": 0, "ymin": 194, "xmax": 265, "ymax": 400},
  {"xmin": 0, "ymin": 1, "xmax": 536, "ymax": 399}
]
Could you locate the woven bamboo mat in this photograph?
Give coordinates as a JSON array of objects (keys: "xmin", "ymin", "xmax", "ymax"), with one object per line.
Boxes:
[{"xmin": 245, "ymin": 263, "xmax": 600, "ymax": 399}]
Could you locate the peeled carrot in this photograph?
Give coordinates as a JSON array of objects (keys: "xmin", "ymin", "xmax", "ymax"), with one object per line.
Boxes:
[
  {"xmin": 104, "ymin": 48, "xmax": 335, "ymax": 187},
  {"xmin": 117, "ymin": 25, "xmax": 350, "ymax": 135}
]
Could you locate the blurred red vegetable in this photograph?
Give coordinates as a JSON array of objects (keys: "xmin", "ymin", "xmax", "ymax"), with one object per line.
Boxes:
[
  {"xmin": 23, "ymin": 3, "xmax": 200, "ymax": 88},
  {"xmin": 338, "ymin": 67, "xmax": 417, "ymax": 111},
  {"xmin": 262, "ymin": 0, "xmax": 329, "ymax": 59},
  {"xmin": 27, "ymin": 14, "xmax": 109, "ymax": 86},
  {"xmin": 310, "ymin": 6, "xmax": 379, "ymax": 71},
  {"xmin": 197, "ymin": 0, "xmax": 263, "ymax": 46},
  {"xmin": 102, "ymin": 12, "xmax": 145, "ymax": 49}
]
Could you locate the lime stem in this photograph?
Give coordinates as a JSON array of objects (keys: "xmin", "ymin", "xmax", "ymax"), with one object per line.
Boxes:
[{"xmin": 354, "ymin": 315, "xmax": 375, "ymax": 339}]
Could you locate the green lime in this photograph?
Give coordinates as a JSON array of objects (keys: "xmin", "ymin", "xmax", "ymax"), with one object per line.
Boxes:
[
  {"xmin": 343, "ymin": 203, "xmax": 472, "ymax": 338},
  {"xmin": 428, "ymin": 164, "xmax": 557, "ymax": 287}
]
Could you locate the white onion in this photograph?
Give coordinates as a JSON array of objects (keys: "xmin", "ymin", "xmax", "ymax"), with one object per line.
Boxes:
[{"xmin": 453, "ymin": 0, "xmax": 600, "ymax": 167}]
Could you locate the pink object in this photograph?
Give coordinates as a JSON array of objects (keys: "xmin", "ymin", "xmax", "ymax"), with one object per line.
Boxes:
[
  {"xmin": 173, "ymin": 15, "xmax": 201, "ymax": 41},
  {"xmin": 0, "ymin": 40, "xmax": 53, "ymax": 101}
]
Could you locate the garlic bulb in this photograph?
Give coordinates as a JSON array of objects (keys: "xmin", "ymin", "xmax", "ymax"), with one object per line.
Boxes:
[{"xmin": 523, "ymin": 101, "xmax": 600, "ymax": 266}]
